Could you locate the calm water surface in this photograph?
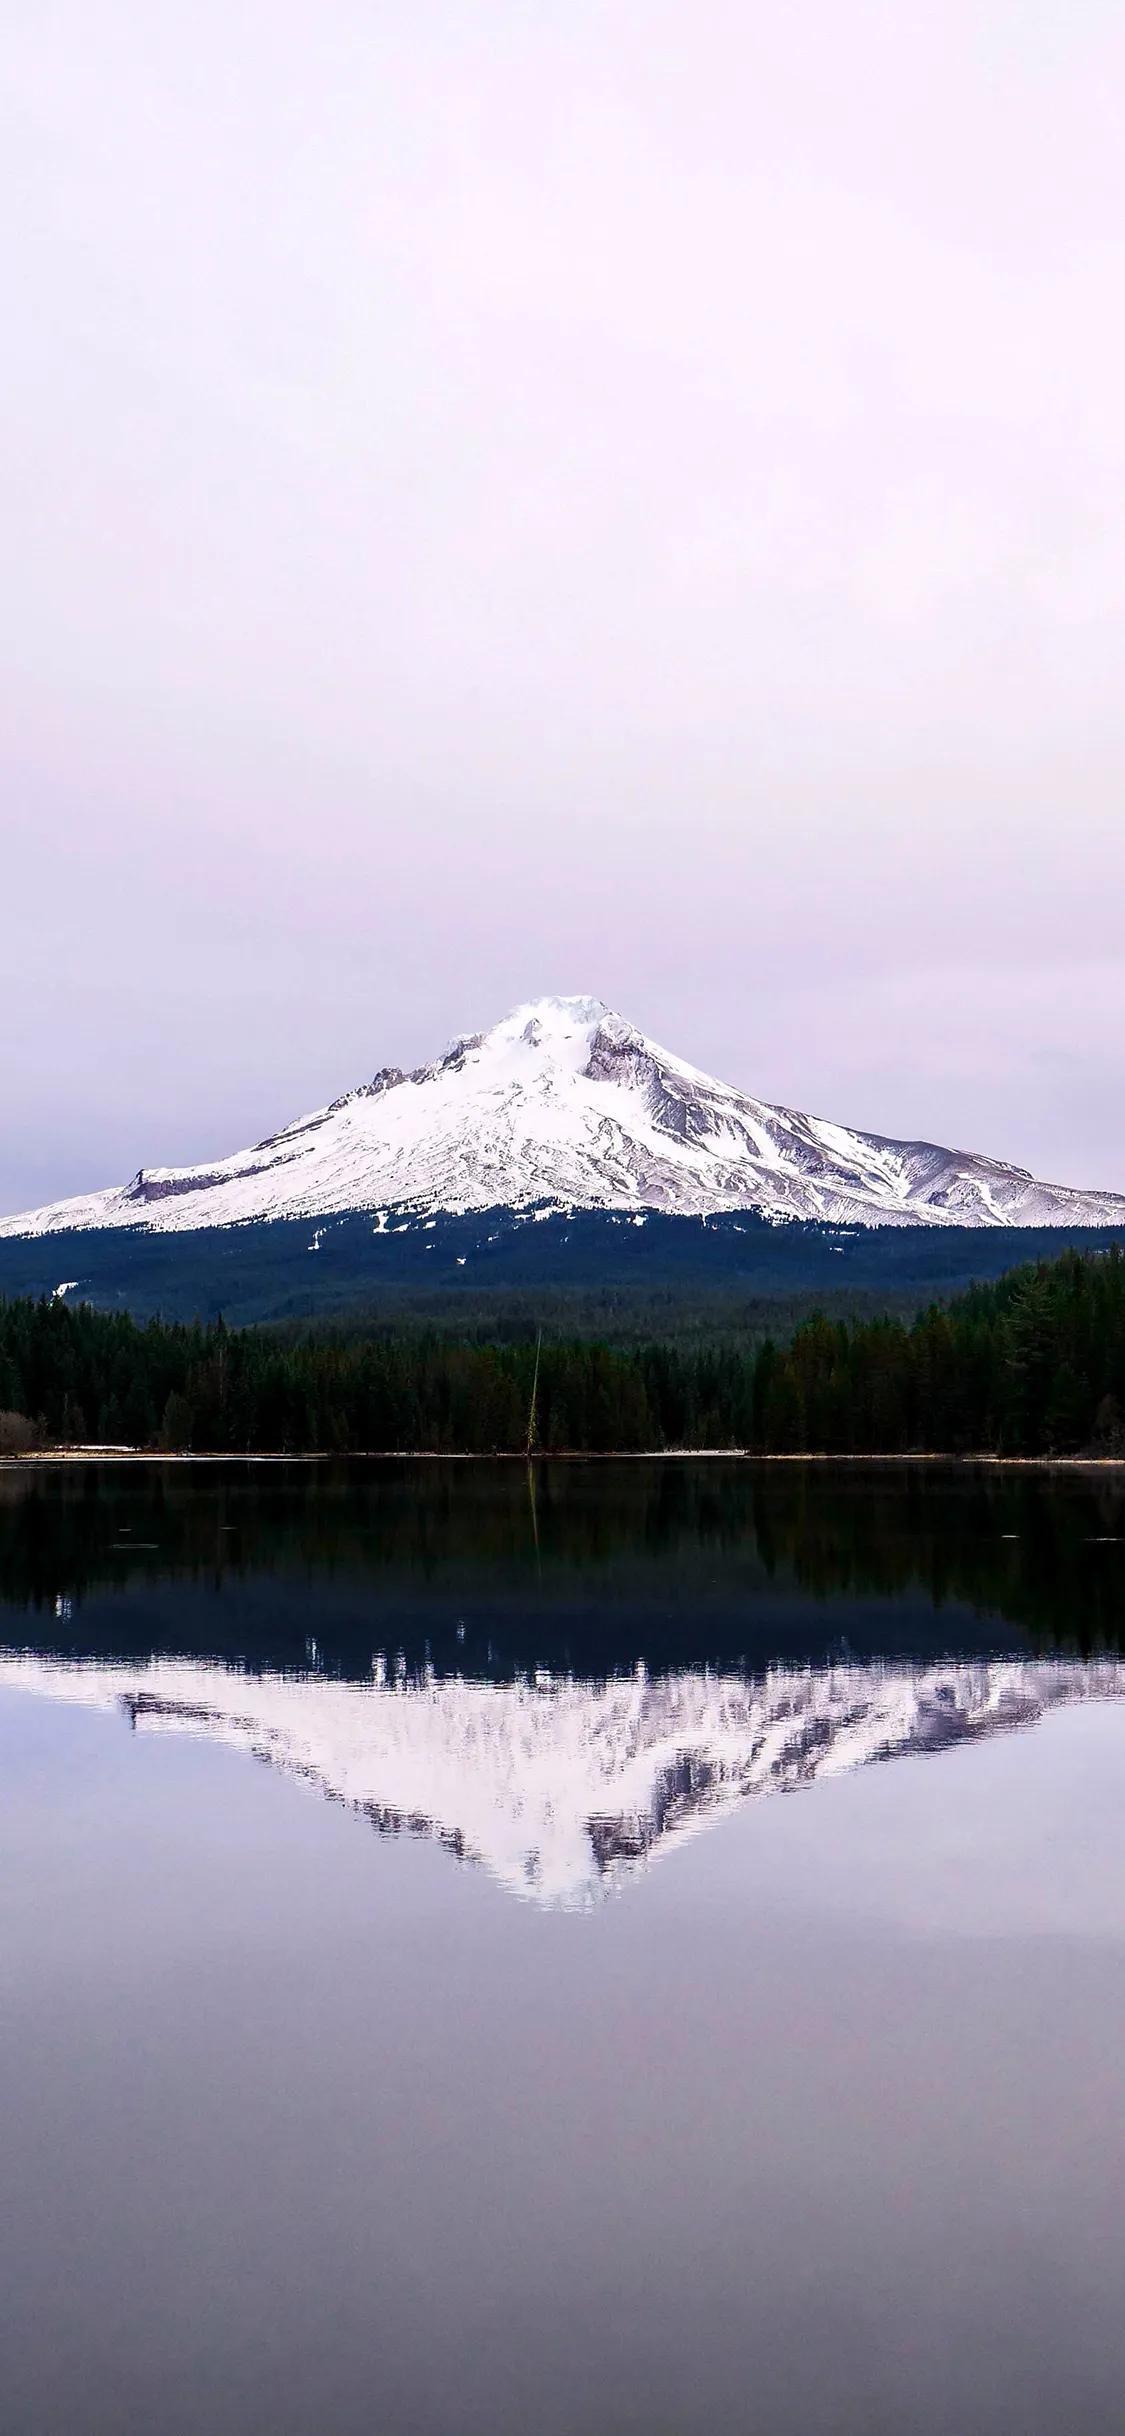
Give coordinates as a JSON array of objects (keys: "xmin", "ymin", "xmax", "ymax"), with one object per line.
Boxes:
[{"xmin": 2, "ymin": 1460, "xmax": 1124, "ymax": 2436}]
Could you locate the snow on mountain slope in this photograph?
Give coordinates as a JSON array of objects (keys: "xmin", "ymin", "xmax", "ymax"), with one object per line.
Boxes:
[
  {"xmin": 4, "ymin": 994, "xmax": 1125, "ymax": 1235},
  {"xmin": 3, "ymin": 1648, "xmax": 1123, "ymax": 1904}
]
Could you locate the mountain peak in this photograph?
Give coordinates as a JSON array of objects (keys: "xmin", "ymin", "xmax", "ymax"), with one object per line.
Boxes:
[
  {"xmin": 433, "ymin": 996, "xmax": 646, "ymax": 1091},
  {"xmin": 500, "ymin": 994, "xmax": 612, "ymax": 1029},
  {"xmin": 478, "ymin": 995, "xmax": 618, "ymax": 1056},
  {"xmin": 3, "ymin": 998, "xmax": 1125, "ymax": 1238}
]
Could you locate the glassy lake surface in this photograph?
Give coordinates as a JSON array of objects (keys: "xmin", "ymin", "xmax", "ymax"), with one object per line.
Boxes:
[{"xmin": 3, "ymin": 1458, "xmax": 1125, "ymax": 2436}]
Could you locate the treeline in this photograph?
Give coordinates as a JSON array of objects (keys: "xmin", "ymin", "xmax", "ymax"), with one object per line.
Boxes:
[
  {"xmin": 751, "ymin": 1248, "xmax": 1125, "ymax": 1458},
  {"xmin": 1, "ymin": 1248, "xmax": 1124, "ymax": 1456}
]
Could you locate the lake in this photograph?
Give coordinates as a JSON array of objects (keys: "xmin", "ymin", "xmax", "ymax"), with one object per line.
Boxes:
[{"xmin": 2, "ymin": 1458, "xmax": 1124, "ymax": 2435}]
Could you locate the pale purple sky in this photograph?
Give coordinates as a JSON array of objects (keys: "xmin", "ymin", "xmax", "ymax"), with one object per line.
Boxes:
[{"xmin": 4, "ymin": 0, "xmax": 1125, "ymax": 1211}]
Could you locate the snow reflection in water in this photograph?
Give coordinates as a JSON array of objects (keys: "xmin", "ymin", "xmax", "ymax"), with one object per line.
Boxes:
[{"xmin": 4, "ymin": 1648, "xmax": 1125, "ymax": 1905}]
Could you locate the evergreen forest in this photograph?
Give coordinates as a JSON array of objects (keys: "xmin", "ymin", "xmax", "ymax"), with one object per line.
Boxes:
[{"xmin": 1, "ymin": 1248, "xmax": 1124, "ymax": 1459}]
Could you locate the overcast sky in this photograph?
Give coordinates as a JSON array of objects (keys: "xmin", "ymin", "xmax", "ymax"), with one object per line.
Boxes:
[{"xmin": 3, "ymin": 0, "xmax": 1124, "ymax": 1211}]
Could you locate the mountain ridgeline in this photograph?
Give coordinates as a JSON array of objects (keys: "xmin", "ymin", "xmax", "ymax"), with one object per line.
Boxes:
[
  {"xmin": 2, "ymin": 1248, "xmax": 1124, "ymax": 1458},
  {"xmin": 5, "ymin": 997, "xmax": 1124, "ymax": 1336},
  {"xmin": 5, "ymin": 997, "xmax": 1125, "ymax": 1247}
]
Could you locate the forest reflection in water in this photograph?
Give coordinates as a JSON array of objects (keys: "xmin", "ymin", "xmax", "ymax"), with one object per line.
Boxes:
[{"xmin": 1, "ymin": 1454, "xmax": 1123, "ymax": 1669}]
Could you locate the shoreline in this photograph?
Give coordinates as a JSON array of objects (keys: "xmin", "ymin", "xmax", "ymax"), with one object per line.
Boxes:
[{"xmin": 3, "ymin": 1448, "xmax": 1125, "ymax": 1472}]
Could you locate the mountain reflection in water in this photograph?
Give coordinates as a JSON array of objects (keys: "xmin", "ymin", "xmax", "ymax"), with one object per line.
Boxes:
[
  {"xmin": 4, "ymin": 1646, "xmax": 1125, "ymax": 1903},
  {"xmin": 6, "ymin": 1456, "xmax": 1125, "ymax": 2436},
  {"xmin": 2, "ymin": 1455, "xmax": 1123, "ymax": 1903}
]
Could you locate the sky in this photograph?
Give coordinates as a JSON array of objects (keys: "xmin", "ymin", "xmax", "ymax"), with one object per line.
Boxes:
[{"xmin": 3, "ymin": 0, "xmax": 1124, "ymax": 1212}]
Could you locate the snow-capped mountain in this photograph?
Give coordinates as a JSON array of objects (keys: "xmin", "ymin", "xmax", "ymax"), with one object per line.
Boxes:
[
  {"xmin": 4, "ymin": 994, "xmax": 1124, "ymax": 1235},
  {"xmin": 3, "ymin": 1648, "xmax": 1123, "ymax": 1904}
]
